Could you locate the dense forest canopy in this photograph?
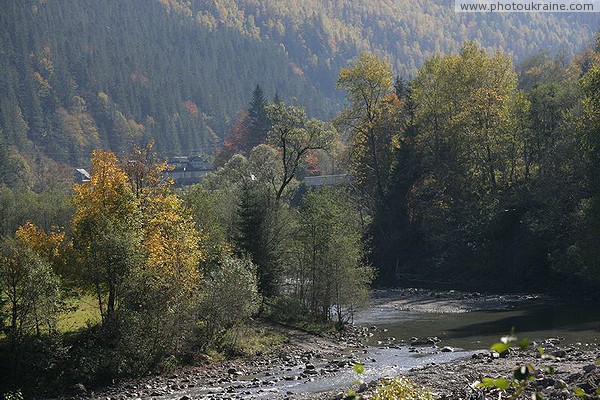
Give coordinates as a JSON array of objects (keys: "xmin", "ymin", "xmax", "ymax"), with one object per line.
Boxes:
[{"xmin": 0, "ymin": 0, "xmax": 598, "ymax": 190}]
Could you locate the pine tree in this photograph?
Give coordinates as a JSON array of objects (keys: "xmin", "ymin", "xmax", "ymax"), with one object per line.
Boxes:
[
  {"xmin": 246, "ymin": 84, "xmax": 271, "ymax": 150},
  {"xmin": 235, "ymin": 181, "xmax": 281, "ymax": 297}
]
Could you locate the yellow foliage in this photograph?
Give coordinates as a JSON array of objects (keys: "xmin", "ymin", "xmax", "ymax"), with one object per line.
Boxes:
[
  {"xmin": 142, "ymin": 193, "xmax": 201, "ymax": 292},
  {"xmin": 72, "ymin": 149, "xmax": 137, "ymax": 228},
  {"xmin": 15, "ymin": 221, "xmax": 65, "ymax": 263}
]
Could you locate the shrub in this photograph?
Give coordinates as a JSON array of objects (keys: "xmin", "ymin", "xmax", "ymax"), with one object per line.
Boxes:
[
  {"xmin": 198, "ymin": 256, "xmax": 260, "ymax": 348},
  {"xmin": 373, "ymin": 376, "xmax": 433, "ymax": 400}
]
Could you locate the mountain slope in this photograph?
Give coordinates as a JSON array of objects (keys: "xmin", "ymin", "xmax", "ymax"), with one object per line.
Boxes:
[{"xmin": 0, "ymin": 0, "xmax": 597, "ymax": 189}]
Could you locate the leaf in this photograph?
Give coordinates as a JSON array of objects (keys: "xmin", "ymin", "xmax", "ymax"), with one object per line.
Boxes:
[
  {"xmin": 352, "ymin": 363, "xmax": 365, "ymax": 374},
  {"xmin": 519, "ymin": 338, "xmax": 531, "ymax": 349},
  {"xmin": 513, "ymin": 364, "xmax": 534, "ymax": 381},
  {"xmin": 532, "ymin": 392, "xmax": 544, "ymax": 400},
  {"xmin": 573, "ymin": 387, "xmax": 586, "ymax": 397},
  {"xmin": 493, "ymin": 379, "xmax": 511, "ymax": 390},
  {"xmin": 478, "ymin": 377, "xmax": 510, "ymax": 390},
  {"xmin": 491, "ymin": 342, "xmax": 511, "ymax": 354}
]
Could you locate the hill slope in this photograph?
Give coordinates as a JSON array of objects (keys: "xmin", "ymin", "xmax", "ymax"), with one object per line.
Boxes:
[{"xmin": 0, "ymin": 0, "xmax": 597, "ymax": 188}]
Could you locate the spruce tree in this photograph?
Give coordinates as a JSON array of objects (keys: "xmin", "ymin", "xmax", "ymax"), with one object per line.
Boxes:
[
  {"xmin": 235, "ymin": 181, "xmax": 281, "ymax": 297},
  {"xmin": 246, "ymin": 84, "xmax": 271, "ymax": 150}
]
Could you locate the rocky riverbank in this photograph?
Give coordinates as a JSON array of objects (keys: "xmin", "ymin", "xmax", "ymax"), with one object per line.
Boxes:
[
  {"xmin": 312, "ymin": 337, "xmax": 600, "ymax": 400},
  {"xmin": 366, "ymin": 287, "xmax": 547, "ymax": 314},
  {"xmin": 80, "ymin": 325, "xmax": 368, "ymax": 400},
  {"xmin": 78, "ymin": 289, "xmax": 599, "ymax": 400}
]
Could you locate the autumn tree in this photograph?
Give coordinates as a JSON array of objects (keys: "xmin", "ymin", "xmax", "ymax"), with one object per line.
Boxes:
[
  {"xmin": 337, "ymin": 53, "xmax": 397, "ymax": 208},
  {"xmin": 71, "ymin": 146, "xmax": 203, "ymax": 367},
  {"xmin": 71, "ymin": 150, "xmax": 141, "ymax": 325},
  {"xmin": 15, "ymin": 221, "xmax": 65, "ymax": 271}
]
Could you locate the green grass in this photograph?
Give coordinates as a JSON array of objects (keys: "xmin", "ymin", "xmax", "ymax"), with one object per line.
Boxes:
[
  {"xmin": 57, "ymin": 294, "xmax": 101, "ymax": 333},
  {"xmin": 234, "ymin": 323, "xmax": 289, "ymax": 356}
]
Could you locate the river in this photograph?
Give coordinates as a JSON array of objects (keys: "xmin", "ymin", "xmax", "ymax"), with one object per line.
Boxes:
[
  {"xmin": 355, "ymin": 289, "xmax": 600, "ymax": 351},
  {"xmin": 116, "ymin": 289, "xmax": 600, "ymax": 399}
]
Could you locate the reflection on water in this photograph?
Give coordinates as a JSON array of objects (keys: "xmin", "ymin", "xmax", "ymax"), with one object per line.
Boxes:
[{"xmin": 355, "ymin": 294, "xmax": 600, "ymax": 350}]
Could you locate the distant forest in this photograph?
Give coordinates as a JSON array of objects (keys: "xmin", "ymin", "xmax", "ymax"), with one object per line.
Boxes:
[{"xmin": 0, "ymin": 0, "xmax": 598, "ymax": 190}]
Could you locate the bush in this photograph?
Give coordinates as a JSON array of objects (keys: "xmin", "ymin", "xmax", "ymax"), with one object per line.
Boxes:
[
  {"xmin": 373, "ymin": 376, "xmax": 433, "ymax": 400},
  {"xmin": 266, "ymin": 295, "xmax": 309, "ymax": 324},
  {"xmin": 198, "ymin": 256, "xmax": 260, "ymax": 348}
]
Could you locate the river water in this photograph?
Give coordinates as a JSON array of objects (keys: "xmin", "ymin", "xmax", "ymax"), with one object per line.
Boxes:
[
  {"xmin": 159, "ymin": 290, "xmax": 600, "ymax": 399},
  {"xmin": 355, "ymin": 290, "xmax": 600, "ymax": 350}
]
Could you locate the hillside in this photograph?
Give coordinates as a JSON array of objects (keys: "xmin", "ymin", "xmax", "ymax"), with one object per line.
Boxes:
[{"xmin": 0, "ymin": 0, "xmax": 597, "ymax": 189}]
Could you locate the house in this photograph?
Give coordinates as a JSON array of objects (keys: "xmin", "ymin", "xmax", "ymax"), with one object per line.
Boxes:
[
  {"xmin": 74, "ymin": 168, "xmax": 91, "ymax": 183},
  {"xmin": 165, "ymin": 155, "xmax": 213, "ymax": 185}
]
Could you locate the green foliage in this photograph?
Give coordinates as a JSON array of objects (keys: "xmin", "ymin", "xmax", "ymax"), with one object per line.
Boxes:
[
  {"xmin": 265, "ymin": 295, "xmax": 310, "ymax": 324},
  {"xmin": 356, "ymin": 38, "xmax": 600, "ymax": 290},
  {"xmin": 352, "ymin": 362, "xmax": 365, "ymax": 375},
  {"xmin": 247, "ymin": 84, "xmax": 272, "ymax": 150},
  {"xmin": 3, "ymin": 391, "xmax": 23, "ymax": 400},
  {"xmin": 336, "ymin": 53, "xmax": 397, "ymax": 208},
  {"xmin": 266, "ymin": 101, "xmax": 337, "ymax": 201},
  {"xmin": 291, "ymin": 187, "xmax": 373, "ymax": 324},
  {"xmin": 0, "ymin": 187, "xmax": 73, "ymax": 237},
  {"xmin": 0, "ymin": 237, "xmax": 61, "ymax": 337},
  {"xmin": 198, "ymin": 256, "xmax": 260, "ymax": 348},
  {"xmin": 373, "ymin": 376, "xmax": 433, "ymax": 400}
]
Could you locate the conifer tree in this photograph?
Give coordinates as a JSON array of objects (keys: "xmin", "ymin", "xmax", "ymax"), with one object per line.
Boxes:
[{"xmin": 246, "ymin": 84, "xmax": 271, "ymax": 150}]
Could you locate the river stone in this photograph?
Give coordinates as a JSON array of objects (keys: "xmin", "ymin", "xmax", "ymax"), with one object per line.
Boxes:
[
  {"xmin": 71, "ymin": 383, "xmax": 87, "ymax": 396},
  {"xmin": 551, "ymin": 349, "xmax": 567, "ymax": 358},
  {"xmin": 583, "ymin": 364, "xmax": 596, "ymax": 373}
]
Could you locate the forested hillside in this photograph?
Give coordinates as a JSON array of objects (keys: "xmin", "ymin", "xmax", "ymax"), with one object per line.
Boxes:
[
  {"xmin": 2, "ymin": 1, "xmax": 600, "ymax": 396},
  {"xmin": 0, "ymin": 0, "xmax": 598, "ymax": 190}
]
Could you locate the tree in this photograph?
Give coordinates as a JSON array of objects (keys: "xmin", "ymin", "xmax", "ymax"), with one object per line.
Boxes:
[
  {"xmin": 71, "ymin": 150, "xmax": 142, "ymax": 325},
  {"xmin": 294, "ymin": 188, "xmax": 373, "ymax": 325},
  {"xmin": 0, "ymin": 236, "xmax": 60, "ymax": 337},
  {"xmin": 266, "ymin": 102, "xmax": 336, "ymax": 201},
  {"xmin": 573, "ymin": 63, "xmax": 600, "ymax": 283},
  {"xmin": 337, "ymin": 53, "xmax": 397, "ymax": 207},
  {"xmin": 247, "ymin": 84, "xmax": 271, "ymax": 149},
  {"xmin": 198, "ymin": 256, "xmax": 259, "ymax": 348},
  {"xmin": 235, "ymin": 179, "xmax": 283, "ymax": 297},
  {"xmin": 71, "ymin": 146, "xmax": 204, "ymax": 369}
]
